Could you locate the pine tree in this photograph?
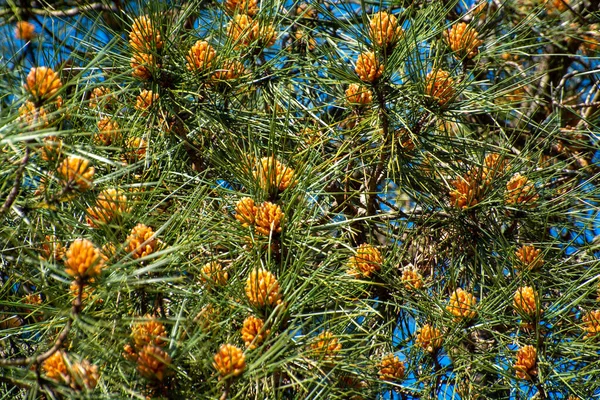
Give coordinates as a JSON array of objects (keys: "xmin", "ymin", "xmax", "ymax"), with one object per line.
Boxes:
[{"xmin": 1, "ymin": 0, "xmax": 600, "ymax": 398}]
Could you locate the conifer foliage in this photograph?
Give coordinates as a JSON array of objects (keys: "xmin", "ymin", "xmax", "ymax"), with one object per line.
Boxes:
[{"xmin": 1, "ymin": 0, "xmax": 600, "ymax": 398}]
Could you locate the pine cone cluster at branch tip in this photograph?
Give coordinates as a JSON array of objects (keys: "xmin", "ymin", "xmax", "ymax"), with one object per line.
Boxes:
[
  {"xmin": 40, "ymin": 136, "xmax": 63, "ymax": 161},
  {"xmin": 15, "ymin": 21, "xmax": 35, "ymax": 41},
  {"xmin": 64, "ymin": 239, "xmax": 105, "ymax": 279},
  {"xmin": 545, "ymin": 0, "xmax": 569, "ymax": 14},
  {"xmin": 255, "ymin": 201, "xmax": 283, "ymax": 236},
  {"xmin": 347, "ymin": 243, "xmax": 382, "ymax": 278},
  {"xmin": 200, "ymin": 261, "xmax": 229, "ymax": 286},
  {"xmin": 57, "ymin": 156, "xmax": 95, "ymax": 191},
  {"xmin": 123, "ymin": 136, "xmax": 147, "ymax": 163},
  {"xmin": 126, "ymin": 224, "xmax": 158, "ymax": 259},
  {"xmin": 69, "ymin": 359, "xmax": 100, "ymax": 391},
  {"xmin": 137, "ymin": 344, "xmax": 171, "ymax": 381},
  {"xmin": 130, "ymin": 52, "xmax": 159, "ymax": 80},
  {"xmin": 444, "ymin": 22, "xmax": 482, "ymax": 59},
  {"xmin": 213, "ymin": 60, "xmax": 247, "ymax": 80},
  {"xmin": 449, "ymin": 174, "xmax": 479, "ymax": 209},
  {"xmin": 514, "ymin": 286, "xmax": 541, "ymax": 316},
  {"xmin": 235, "ymin": 197, "xmax": 258, "ymax": 226},
  {"xmin": 582, "ymin": 310, "xmax": 600, "ymax": 339},
  {"xmin": 241, "ymin": 315, "xmax": 270, "ymax": 349},
  {"xmin": 42, "ymin": 351, "xmax": 99, "ymax": 390},
  {"xmin": 514, "ymin": 345, "xmax": 537, "ymax": 380},
  {"xmin": 129, "ymin": 16, "xmax": 163, "ymax": 52},
  {"xmin": 482, "ymin": 152, "xmax": 509, "ymax": 183},
  {"xmin": 86, "ymin": 188, "xmax": 129, "ymax": 227},
  {"xmin": 40, "ymin": 235, "xmax": 66, "ymax": 261},
  {"xmin": 378, "ymin": 354, "xmax": 405, "ymax": 381},
  {"xmin": 24, "ymin": 293, "xmax": 42, "ymax": 305},
  {"xmin": 213, "ymin": 344, "xmax": 246, "ymax": 378},
  {"xmin": 447, "ymin": 288, "xmax": 477, "ymax": 320},
  {"xmin": 135, "ymin": 89, "xmax": 159, "ymax": 111},
  {"xmin": 345, "ymin": 83, "xmax": 373, "ymax": 105},
  {"xmin": 95, "ymin": 118, "xmax": 121, "ymax": 145},
  {"xmin": 293, "ymin": 29, "xmax": 316, "ymax": 52},
  {"xmin": 505, "ymin": 173, "xmax": 538, "ymax": 205},
  {"xmin": 186, "ymin": 40, "xmax": 216, "ymax": 72},
  {"xmin": 254, "ymin": 156, "xmax": 296, "ymax": 192},
  {"xmin": 515, "ymin": 244, "xmax": 544, "ymax": 270},
  {"xmin": 18, "ymin": 100, "xmax": 48, "ymax": 127},
  {"xmin": 355, "ymin": 51, "xmax": 383, "ymax": 83},
  {"xmin": 132, "ymin": 317, "xmax": 167, "ymax": 349},
  {"xmin": 224, "ymin": 0, "xmax": 259, "ymax": 16},
  {"xmin": 415, "ymin": 324, "xmax": 442, "ymax": 353},
  {"xmin": 227, "ymin": 14, "xmax": 276, "ymax": 49},
  {"xmin": 245, "ymin": 268, "xmax": 283, "ymax": 307},
  {"xmin": 401, "ymin": 268, "xmax": 424, "ymax": 290},
  {"xmin": 311, "ymin": 331, "xmax": 342, "ymax": 358},
  {"xmin": 426, "ymin": 69, "xmax": 455, "ymax": 106},
  {"xmin": 369, "ymin": 11, "xmax": 402, "ymax": 48},
  {"xmin": 89, "ymin": 86, "xmax": 112, "ymax": 108},
  {"xmin": 25, "ymin": 67, "xmax": 63, "ymax": 100}
]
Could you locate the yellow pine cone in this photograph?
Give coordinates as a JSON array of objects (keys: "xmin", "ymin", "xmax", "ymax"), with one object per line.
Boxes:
[
  {"xmin": 39, "ymin": 136, "xmax": 63, "ymax": 163},
  {"xmin": 449, "ymin": 174, "xmax": 479, "ymax": 209},
  {"xmin": 95, "ymin": 118, "xmax": 121, "ymax": 145},
  {"xmin": 444, "ymin": 22, "xmax": 482, "ymax": 59},
  {"xmin": 213, "ymin": 343, "xmax": 246, "ymax": 378},
  {"xmin": 224, "ymin": 0, "xmax": 259, "ymax": 16},
  {"xmin": 245, "ymin": 268, "xmax": 283, "ymax": 307},
  {"xmin": 86, "ymin": 188, "xmax": 129, "ymax": 228},
  {"xmin": 129, "ymin": 16, "xmax": 163, "ymax": 52},
  {"xmin": 23, "ymin": 293, "xmax": 42, "ymax": 305},
  {"xmin": 505, "ymin": 173, "xmax": 539, "ymax": 205},
  {"xmin": 513, "ymin": 286, "xmax": 541, "ymax": 316},
  {"xmin": 64, "ymin": 239, "xmax": 105, "ymax": 279},
  {"xmin": 200, "ymin": 261, "xmax": 229, "ymax": 286},
  {"xmin": 369, "ymin": 11, "xmax": 402, "ymax": 48},
  {"xmin": 227, "ymin": 15, "xmax": 276, "ymax": 49},
  {"xmin": 582, "ymin": 310, "xmax": 600, "ymax": 339},
  {"xmin": 235, "ymin": 197, "xmax": 258, "ymax": 227},
  {"xmin": 15, "ymin": 21, "xmax": 35, "ymax": 41},
  {"xmin": 122, "ymin": 136, "xmax": 147, "ymax": 163},
  {"xmin": 311, "ymin": 330, "xmax": 342, "ymax": 358},
  {"xmin": 447, "ymin": 288, "xmax": 477, "ymax": 320},
  {"xmin": 136, "ymin": 344, "xmax": 171, "ymax": 381},
  {"xmin": 25, "ymin": 67, "xmax": 62, "ymax": 100},
  {"xmin": 241, "ymin": 315, "xmax": 270, "ymax": 349},
  {"xmin": 426, "ymin": 69, "xmax": 455, "ymax": 106},
  {"xmin": 130, "ymin": 52, "xmax": 159, "ymax": 80},
  {"xmin": 514, "ymin": 345, "xmax": 537, "ymax": 380},
  {"xmin": 69, "ymin": 359, "xmax": 100, "ymax": 391},
  {"xmin": 89, "ymin": 86, "xmax": 113, "ymax": 109},
  {"xmin": 345, "ymin": 83, "xmax": 373, "ymax": 105},
  {"xmin": 126, "ymin": 224, "xmax": 158, "ymax": 259},
  {"xmin": 401, "ymin": 268, "xmax": 424, "ymax": 290},
  {"xmin": 515, "ymin": 244, "xmax": 543, "ymax": 270},
  {"xmin": 545, "ymin": 0, "xmax": 569, "ymax": 14},
  {"xmin": 355, "ymin": 51, "xmax": 383, "ymax": 83},
  {"xmin": 18, "ymin": 100, "xmax": 48, "ymax": 127},
  {"xmin": 255, "ymin": 201, "xmax": 283, "ymax": 236},
  {"xmin": 132, "ymin": 317, "xmax": 167, "ymax": 349},
  {"xmin": 378, "ymin": 354, "xmax": 405, "ymax": 381},
  {"xmin": 186, "ymin": 40, "xmax": 216, "ymax": 72},
  {"xmin": 42, "ymin": 351, "xmax": 69, "ymax": 384},
  {"xmin": 415, "ymin": 324, "xmax": 442, "ymax": 353},
  {"xmin": 482, "ymin": 153, "xmax": 508, "ymax": 183},
  {"xmin": 135, "ymin": 89, "xmax": 159, "ymax": 111},
  {"xmin": 254, "ymin": 156, "xmax": 296, "ymax": 192},
  {"xmin": 347, "ymin": 243, "xmax": 382, "ymax": 278},
  {"xmin": 213, "ymin": 60, "xmax": 247, "ymax": 80},
  {"xmin": 57, "ymin": 156, "xmax": 94, "ymax": 191}
]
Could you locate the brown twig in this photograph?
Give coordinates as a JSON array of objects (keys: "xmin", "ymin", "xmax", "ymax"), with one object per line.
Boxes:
[{"xmin": 0, "ymin": 146, "xmax": 31, "ymax": 217}]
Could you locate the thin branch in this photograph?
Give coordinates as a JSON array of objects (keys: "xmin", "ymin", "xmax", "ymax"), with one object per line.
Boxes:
[{"xmin": 0, "ymin": 146, "xmax": 30, "ymax": 217}]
